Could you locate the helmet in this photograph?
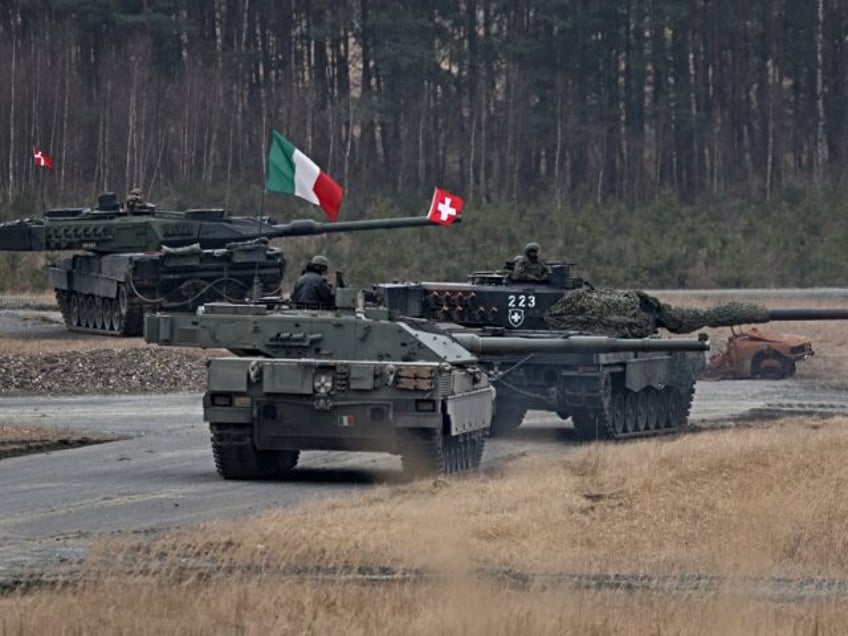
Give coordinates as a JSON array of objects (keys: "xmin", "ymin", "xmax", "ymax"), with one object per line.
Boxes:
[
  {"xmin": 524, "ymin": 242, "xmax": 540, "ymax": 255},
  {"xmin": 130, "ymin": 188, "xmax": 142, "ymax": 196},
  {"xmin": 310, "ymin": 255, "xmax": 329, "ymax": 268}
]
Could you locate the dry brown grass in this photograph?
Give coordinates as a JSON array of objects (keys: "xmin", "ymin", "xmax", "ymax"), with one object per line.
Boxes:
[
  {"xmin": 3, "ymin": 416, "xmax": 848, "ymax": 633},
  {"xmin": 2, "ymin": 580, "xmax": 847, "ymax": 635}
]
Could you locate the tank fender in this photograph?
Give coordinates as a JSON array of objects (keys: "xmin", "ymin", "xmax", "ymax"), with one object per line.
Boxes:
[
  {"xmin": 624, "ymin": 357, "xmax": 672, "ymax": 392},
  {"xmin": 48, "ymin": 268, "xmax": 119, "ymax": 298},
  {"xmin": 207, "ymin": 358, "xmax": 250, "ymax": 392},
  {"xmin": 445, "ymin": 386, "xmax": 495, "ymax": 435}
]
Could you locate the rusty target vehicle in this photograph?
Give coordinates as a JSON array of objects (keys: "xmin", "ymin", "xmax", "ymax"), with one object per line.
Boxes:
[{"xmin": 702, "ymin": 326, "xmax": 814, "ymax": 380}]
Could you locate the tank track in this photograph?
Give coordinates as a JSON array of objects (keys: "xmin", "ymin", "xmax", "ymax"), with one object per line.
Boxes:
[
  {"xmin": 55, "ymin": 287, "xmax": 145, "ymax": 336},
  {"xmin": 490, "ymin": 400, "xmax": 527, "ymax": 437},
  {"xmin": 209, "ymin": 422, "xmax": 300, "ymax": 480},
  {"xmin": 567, "ymin": 374, "xmax": 696, "ymax": 441},
  {"xmin": 400, "ymin": 427, "xmax": 486, "ymax": 477}
]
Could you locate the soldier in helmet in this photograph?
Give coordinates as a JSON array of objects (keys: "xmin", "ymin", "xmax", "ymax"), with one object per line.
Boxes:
[
  {"xmin": 512, "ymin": 242, "xmax": 552, "ymax": 281},
  {"xmin": 291, "ymin": 254, "xmax": 335, "ymax": 308},
  {"xmin": 125, "ymin": 187, "xmax": 144, "ymax": 213}
]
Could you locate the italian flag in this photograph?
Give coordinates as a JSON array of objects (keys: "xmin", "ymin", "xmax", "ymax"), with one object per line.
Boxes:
[{"xmin": 265, "ymin": 129, "xmax": 344, "ymax": 221}]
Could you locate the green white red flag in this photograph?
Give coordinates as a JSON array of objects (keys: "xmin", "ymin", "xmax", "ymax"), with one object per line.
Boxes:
[
  {"xmin": 265, "ymin": 129, "xmax": 344, "ymax": 221},
  {"xmin": 427, "ymin": 187, "xmax": 463, "ymax": 226}
]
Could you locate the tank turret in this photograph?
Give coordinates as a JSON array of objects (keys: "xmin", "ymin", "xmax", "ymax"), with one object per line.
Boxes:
[
  {"xmin": 0, "ymin": 205, "xmax": 447, "ymax": 253},
  {"xmin": 143, "ymin": 297, "xmax": 712, "ymax": 480},
  {"xmin": 0, "ymin": 194, "xmax": 452, "ymax": 336}
]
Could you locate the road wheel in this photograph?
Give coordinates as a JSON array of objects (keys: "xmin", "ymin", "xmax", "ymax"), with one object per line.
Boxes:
[
  {"xmin": 635, "ymin": 390, "xmax": 648, "ymax": 432},
  {"xmin": 83, "ymin": 295, "xmax": 94, "ymax": 328},
  {"xmin": 666, "ymin": 388, "xmax": 684, "ymax": 430},
  {"xmin": 752, "ymin": 353, "xmax": 792, "ymax": 380},
  {"xmin": 624, "ymin": 391, "xmax": 637, "ymax": 433},
  {"xmin": 644, "ymin": 388, "xmax": 659, "ymax": 431},
  {"xmin": 94, "ymin": 297, "xmax": 105, "ymax": 330},
  {"xmin": 611, "ymin": 392, "xmax": 626, "ymax": 436},
  {"xmin": 69, "ymin": 293, "xmax": 81, "ymax": 327},
  {"xmin": 656, "ymin": 389, "xmax": 670, "ymax": 429},
  {"xmin": 102, "ymin": 299, "xmax": 115, "ymax": 332}
]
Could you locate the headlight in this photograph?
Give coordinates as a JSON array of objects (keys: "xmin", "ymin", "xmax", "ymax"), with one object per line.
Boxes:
[{"xmin": 313, "ymin": 370, "xmax": 334, "ymax": 394}]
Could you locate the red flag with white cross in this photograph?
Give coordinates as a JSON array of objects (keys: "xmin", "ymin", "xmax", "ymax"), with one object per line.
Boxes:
[
  {"xmin": 33, "ymin": 148, "xmax": 53, "ymax": 170},
  {"xmin": 427, "ymin": 187, "xmax": 463, "ymax": 226}
]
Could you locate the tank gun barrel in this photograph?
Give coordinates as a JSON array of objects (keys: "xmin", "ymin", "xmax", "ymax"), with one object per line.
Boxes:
[
  {"xmin": 452, "ymin": 333, "xmax": 710, "ymax": 355},
  {"xmin": 266, "ymin": 216, "xmax": 454, "ymax": 239},
  {"xmin": 765, "ymin": 308, "xmax": 848, "ymax": 321}
]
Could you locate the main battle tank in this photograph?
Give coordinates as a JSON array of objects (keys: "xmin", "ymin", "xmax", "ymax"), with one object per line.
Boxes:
[
  {"xmin": 143, "ymin": 289, "xmax": 709, "ymax": 479},
  {"xmin": 371, "ymin": 257, "xmax": 848, "ymax": 437},
  {"xmin": 0, "ymin": 192, "xmax": 444, "ymax": 336}
]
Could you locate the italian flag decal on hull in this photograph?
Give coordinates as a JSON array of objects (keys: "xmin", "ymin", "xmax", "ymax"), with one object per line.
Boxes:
[{"xmin": 266, "ymin": 129, "xmax": 344, "ymax": 221}]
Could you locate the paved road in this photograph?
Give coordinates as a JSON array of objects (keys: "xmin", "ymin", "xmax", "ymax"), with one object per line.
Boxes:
[{"xmin": 3, "ymin": 380, "xmax": 848, "ymax": 582}]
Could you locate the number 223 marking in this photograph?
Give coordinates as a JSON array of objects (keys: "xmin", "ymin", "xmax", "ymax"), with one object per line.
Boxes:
[{"xmin": 507, "ymin": 294, "xmax": 536, "ymax": 308}]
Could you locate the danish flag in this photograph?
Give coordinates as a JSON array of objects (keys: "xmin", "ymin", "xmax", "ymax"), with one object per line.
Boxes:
[
  {"xmin": 427, "ymin": 187, "xmax": 463, "ymax": 226},
  {"xmin": 33, "ymin": 148, "xmax": 53, "ymax": 170}
]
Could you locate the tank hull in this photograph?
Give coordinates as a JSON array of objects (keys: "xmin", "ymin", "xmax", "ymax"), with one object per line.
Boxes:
[
  {"xmin": 200, "ymin": 356, "xmax": 493, "ymax": 479},
  {"xmin": 49, "ymin": 246, "xmax": 283, "ymax": 335},
  {"xmin": 483, "ymin": 345, "xmax": 703, "ymax": 437}
]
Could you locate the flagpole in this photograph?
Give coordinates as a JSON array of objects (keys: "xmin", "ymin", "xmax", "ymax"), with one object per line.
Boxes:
[{"xmin": 40, "ymin": 168, "xmax": 46, "ymax": 212}]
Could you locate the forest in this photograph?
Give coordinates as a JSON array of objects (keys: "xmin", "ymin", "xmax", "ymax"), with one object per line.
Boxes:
[{"xmin": 1, "ymin": 0, "xmax": 847, "ymax": 291}]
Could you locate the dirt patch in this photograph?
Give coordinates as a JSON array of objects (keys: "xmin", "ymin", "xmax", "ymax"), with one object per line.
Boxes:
[{"xmin": 0, "ymin": 423, "xmax": 122, "ymax": 460}]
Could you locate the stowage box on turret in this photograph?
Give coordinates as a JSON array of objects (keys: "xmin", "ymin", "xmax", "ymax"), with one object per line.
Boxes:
[
  {"xmin": 0, "ymin": 192, "xmax": 444, "ymax": 336},
  {"xmin": 371, "ymin": 257, "xmax": 848, "ymax": 438},
  {"xmin": 143, "ymin": 289, "xmax": 710, "ymax": 479}
]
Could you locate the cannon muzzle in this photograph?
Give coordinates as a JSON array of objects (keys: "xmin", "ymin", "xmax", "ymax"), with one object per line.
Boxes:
[
  {"xmin": 452, "ymin": 333, "xmax": 710, "ymax": 355},
  {"xmin": 765, "ymin": 308, "xmax": 848, "ymax": 321}
]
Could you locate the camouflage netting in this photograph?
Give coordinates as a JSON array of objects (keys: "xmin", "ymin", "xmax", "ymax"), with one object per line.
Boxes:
[{"xmin": 543, "ymin": 288, "xmax": 771, "ymax": 337}]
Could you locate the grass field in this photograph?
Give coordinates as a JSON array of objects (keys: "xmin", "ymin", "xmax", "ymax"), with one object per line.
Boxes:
[{"xmin": 2, "ymin": 417, "xmax": 848, "ymax": 634}]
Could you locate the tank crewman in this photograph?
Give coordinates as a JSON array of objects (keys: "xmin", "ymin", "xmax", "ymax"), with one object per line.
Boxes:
[
  {"xmin": 125, "ymin": 187, "xmax": 144, "ymax": 213},
  {"xmin": 512, "ymin": 241, "xmax": 553, "ymax": 281},
  {"xmin": 291, "ymin": 255, "xmax": 335, "ymax": 307}
]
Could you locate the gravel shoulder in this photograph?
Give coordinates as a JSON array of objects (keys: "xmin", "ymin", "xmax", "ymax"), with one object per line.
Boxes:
[{"xmin": 0, "ymin": 308, "xmax": 214, "ymax": 395}]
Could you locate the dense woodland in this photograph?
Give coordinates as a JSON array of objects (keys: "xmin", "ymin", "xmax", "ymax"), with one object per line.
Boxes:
[{"xmin": 1, "ymin": 0, "xmax": 848, "ymax": 291}]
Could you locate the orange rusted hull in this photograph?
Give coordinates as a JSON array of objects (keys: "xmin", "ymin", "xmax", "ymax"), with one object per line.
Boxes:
[{"xmin": 702, "ymin": 326, "xmax": 813, "ymax": 380}]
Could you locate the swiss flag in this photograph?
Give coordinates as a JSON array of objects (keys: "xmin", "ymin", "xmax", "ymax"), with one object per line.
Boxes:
[
  {"xmin": 33, "ymin": 148, "xmax": 53, "ymax": 170},
  {"xmin": 427, "ymin": 187, "xmax": 463, "ymax": 226}
]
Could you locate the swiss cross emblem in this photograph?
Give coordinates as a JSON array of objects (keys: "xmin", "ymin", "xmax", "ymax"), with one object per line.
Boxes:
[
  {"xmin": 508, "ymin": 308, "xmax": 525, "ymax": 328},
  {"xmin": 427, "ymin": 187, "xmax": 464, "ymax": 226}
]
